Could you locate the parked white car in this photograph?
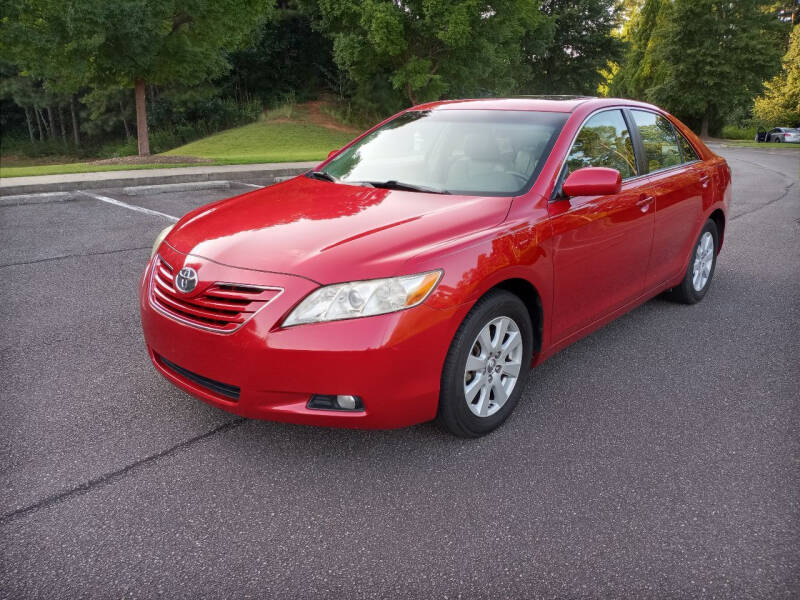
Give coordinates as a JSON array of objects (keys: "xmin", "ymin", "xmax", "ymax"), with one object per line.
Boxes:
[{"xmin": 766, "ymin": 127, "xmax": 800, "ymax": 143}]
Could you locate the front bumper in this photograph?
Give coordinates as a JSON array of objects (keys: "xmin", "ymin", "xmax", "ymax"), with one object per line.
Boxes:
[{"xmin": 140, "ymin": 246, "xmax": 467, "ymax": 429}]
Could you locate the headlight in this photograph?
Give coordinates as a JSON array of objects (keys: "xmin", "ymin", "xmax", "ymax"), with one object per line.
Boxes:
[
  {"xmin": 282, "ymin": 270, "xmax": 443, "ymax": 327},
  {"xmin": 150, "ymin": 225, "xmax": 174, "ymax": 258}
]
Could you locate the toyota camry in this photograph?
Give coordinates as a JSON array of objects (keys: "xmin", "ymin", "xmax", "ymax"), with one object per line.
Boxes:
[{"xmin": 140, "ymin": 97, "xmax": 731, "ymax": 437}]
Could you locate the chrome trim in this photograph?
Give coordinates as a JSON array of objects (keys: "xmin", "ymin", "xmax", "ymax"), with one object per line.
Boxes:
[{"xmin": 148, "ymin": 255, "xmax": 285, "ymax": 335}]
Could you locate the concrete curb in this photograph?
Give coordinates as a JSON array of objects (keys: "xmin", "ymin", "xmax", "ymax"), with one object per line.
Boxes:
[
  {"xmin": 0, "ymin": 162, "xmax": 317, "ymax": 196},
  {"xmin": 0, "ymin": 191, "xmax": 73, "ymax": 207},
  {"xmin": 124, "ymin": 180, "xmax": 230, "ymax": 196}
]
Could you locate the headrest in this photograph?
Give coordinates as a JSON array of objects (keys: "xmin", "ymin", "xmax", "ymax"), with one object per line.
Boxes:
[{"xmin": 463, "ymin": 134, "xmax": 500, "ymax": 162}]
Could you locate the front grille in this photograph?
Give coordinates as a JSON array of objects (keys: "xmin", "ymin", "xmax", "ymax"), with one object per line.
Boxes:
[
  {"xmin": 156, "ymin": 354, "xmax": 240, "ymax": 401},
  {"xmin": 150, "ymin": 256, "xmax": 281, "ymax": 333}
]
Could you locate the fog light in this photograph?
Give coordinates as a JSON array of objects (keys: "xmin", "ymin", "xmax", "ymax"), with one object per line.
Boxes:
[
  {"xmin": 336, "ymin": 395, "xmax": 358, "ymax": 410},
  {"xmin": 307, "ymin": 394, "xmax": 364, "ymax": 411}
]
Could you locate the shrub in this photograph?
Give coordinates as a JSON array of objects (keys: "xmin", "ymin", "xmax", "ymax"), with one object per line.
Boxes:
[{"xmin": 721, "ymin": 125, "xmax": 757, "ymax": 140}]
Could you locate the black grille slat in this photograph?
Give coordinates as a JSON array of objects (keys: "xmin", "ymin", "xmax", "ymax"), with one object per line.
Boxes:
[{"xmin": 157, "ymin": 354, "xmax": 240, "ymax": 401}]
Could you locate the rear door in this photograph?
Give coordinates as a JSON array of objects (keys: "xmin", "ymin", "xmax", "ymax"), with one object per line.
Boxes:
[
  {"xmin": 628, "ymin": 109, "xmax": 708, "ymax": 289},
  {"xmin": 548, "ymin": 109, "xmax": 655, "ymax": 341}
]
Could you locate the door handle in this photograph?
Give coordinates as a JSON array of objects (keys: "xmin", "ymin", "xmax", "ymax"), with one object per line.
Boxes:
[
  {"xmin": 699, "ymin": 174, "xmax": 711, "ymax": 188},
  {"xmin": 636, "ymin": 196, "xmax": 654, "ymax": 212}
]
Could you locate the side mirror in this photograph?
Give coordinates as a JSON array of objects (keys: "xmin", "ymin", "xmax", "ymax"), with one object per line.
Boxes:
[
  {"xmin": 562, "ymin": 167, "xmax": 622, "ymax": 197},
  {"xmin": 327, "ymin": 149, "xmax": 339, "ymax": 159}
]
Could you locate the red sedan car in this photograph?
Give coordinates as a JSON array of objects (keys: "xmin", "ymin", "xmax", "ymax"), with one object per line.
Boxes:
[{"xmin": 140, "ymin": 97, "xmax": 731, "ymax": 437}]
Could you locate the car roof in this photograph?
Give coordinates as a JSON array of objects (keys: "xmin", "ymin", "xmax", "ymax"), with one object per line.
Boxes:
[{"xmin": 410, "ymin": 96, "xmax": 660, "ymax": 114}]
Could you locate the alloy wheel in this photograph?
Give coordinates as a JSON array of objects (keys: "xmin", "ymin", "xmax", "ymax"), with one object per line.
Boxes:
[
  {"xmin": 463, "ymin": 316, "xmax": 523, "ymax": 418},
  {"xmin": 692, "ymin": 231, "xmax": 714, "ymax": 291}
]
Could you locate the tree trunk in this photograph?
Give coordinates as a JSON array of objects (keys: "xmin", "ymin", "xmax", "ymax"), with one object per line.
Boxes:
[
  {"xmin": 39, "ymin": 107, "xmax": 52, "ymax": 139},
  {"xmin": 58, "ymin": 105, "xmax": 67, "ymax": 141},
  {"xmin": 47, "ymin": 106, "xmax": 55, "ymax": 140},
  {"xmin": 70, "ymin": 96, "xmax": 81, "ymax": 148},
  {"xmin": 135, "ymin": 78, "xmax": 150, "ymax": 156},
  {"xmin": 700, "ymin": 107, "xmax": 710, "ymax": 139},
  {"xmin": 24, "ymin": 106, "xmax": 35, "ymax": 143},
  {"xmin": 120, "ymin": 99, "xmax": 131, "ymax": 138},
  {"xmin": 34, "ymin": 106, "xmax": 44, "ymax": 141}
]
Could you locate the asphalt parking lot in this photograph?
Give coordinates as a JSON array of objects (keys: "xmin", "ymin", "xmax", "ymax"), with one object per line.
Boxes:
[{"xmin": 1, "ymin": 146, "xmax": 798, "ymax": 599}]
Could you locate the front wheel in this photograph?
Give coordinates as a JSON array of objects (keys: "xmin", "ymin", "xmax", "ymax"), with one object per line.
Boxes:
[
  {"xmin": 667, "ymin": 219, "xmax": 719, "ymax": 304},
  {"xmin": 437, "ymin": 290, "xmax": 533, "ymax": 437}
]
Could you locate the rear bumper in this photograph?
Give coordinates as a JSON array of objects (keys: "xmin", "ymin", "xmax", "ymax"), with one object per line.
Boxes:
[{"xmin": 140, "ymin": 249, "xmax": 467, "ymax": 429}]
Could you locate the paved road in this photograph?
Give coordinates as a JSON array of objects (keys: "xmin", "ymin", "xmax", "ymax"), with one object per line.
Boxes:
[{"xmin": 1, "ymin": 147, "xmax": 798, "ymax": 599}]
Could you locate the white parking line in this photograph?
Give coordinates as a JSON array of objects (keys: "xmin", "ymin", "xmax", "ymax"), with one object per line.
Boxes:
[
  {"xmin": 235, "ymin": 182, "xmax": 264, "ymax": 189},
  {"xmin": 80, "ymin": 191, "xmax": 179, "ymax": 222}
]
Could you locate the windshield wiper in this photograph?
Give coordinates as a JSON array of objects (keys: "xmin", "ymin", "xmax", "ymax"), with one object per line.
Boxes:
[
  {"xmin": 307, "ymin": 170, "xmax": 337, "ymax": 182},
  {"xmin": 358, "ymin": 180, "xmax": 450, "ymax": 194}
]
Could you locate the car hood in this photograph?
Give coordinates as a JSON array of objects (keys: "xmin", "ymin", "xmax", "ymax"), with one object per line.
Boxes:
[{"xmin": 166, "ymin": 176, "xmax": 511, "ymax": 284}]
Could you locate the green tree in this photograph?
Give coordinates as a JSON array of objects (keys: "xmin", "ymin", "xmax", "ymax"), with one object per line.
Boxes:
[
  {"xmin": 2, "ymin": 0, "xmax": 272, "ymax": 156},
  {"xmin": 304, "ymin": 0, "xmax": 549, "ymax": 115},
  {"xmin": 754, "ymin": 24, "xmax": 800, "ymax": 126},
  {"xmin": 521, "ymin": 0, "xmax": 624, "ymax": 95},
  {"xmin": 611, "ymin": 0, "xmax": 786, "ymax": 136},
  {"xmin": 609, "ymin": 0, "xmax": 666, "ymax": 99}
]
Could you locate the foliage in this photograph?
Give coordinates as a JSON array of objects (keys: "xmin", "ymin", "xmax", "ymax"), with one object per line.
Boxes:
[
  {"xmin": 302, "ymin": 0, "xmax": 549, "ymax": 114},
  {"xmin": 521, "ymin": 0, "xmax": 624, "ymax": 95},
  {"xmin": 2, "ymin": 0, "xmax": 795, "ymax": 165},
  {"xmin": 2, "ymin": 0, "xmax": 271, "ymax": 89},
  {"xmin": 753, "ymin": 25, "xmax": 800, "ymax": 127},
  {"xmin": 223, "ymin": 9, "xmax": 335, "ymax": 106},
  {"xmin": 721, "ymin": 124, "xmax": 758, "ymax": 140},
  {"xmin": 610, "ymin": 0, "xmax": 666, "ymax": 100},
  {"xmin": 1, "ymin": 0, "xmax": 273, "ymax": 154},
  {"xmin": 611, "ymin": 0, "xmax": 787, "ymax": 135}
]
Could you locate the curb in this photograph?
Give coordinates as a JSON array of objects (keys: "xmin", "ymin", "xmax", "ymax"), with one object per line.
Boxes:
[
  {"xmin": 0, "ymin": 162, "xmax": 316, "ymax": 196},
  {"xmin": 123, "ymin": 180, "xmax": 231, "ymax": 196}
]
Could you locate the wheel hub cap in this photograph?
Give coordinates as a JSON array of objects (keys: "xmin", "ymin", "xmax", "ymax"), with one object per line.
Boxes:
[
  {"xmin": 463, "ymin": 315, "xmax": 523, "ymax": 418},
  {"xmin": 692, "ymin": 231, "xmax": 714, "ymax": 292}
]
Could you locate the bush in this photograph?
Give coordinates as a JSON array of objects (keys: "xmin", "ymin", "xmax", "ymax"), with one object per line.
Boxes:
[
  {"xmin": 721, "ymin": 125, "xmax": 757, "ymax": 140},
  {"xmin": 0, "ymin": 135, "xmax": 76, "ymax": 158}
]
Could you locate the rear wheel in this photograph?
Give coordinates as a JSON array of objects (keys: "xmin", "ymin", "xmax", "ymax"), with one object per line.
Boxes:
[
  {"xmin": 437, "ymin": 290, "xmax": 533, "ymax": 437},
  {"xmin": 667, "ymin": 219, "xmax": 719, "ymax": 304}
]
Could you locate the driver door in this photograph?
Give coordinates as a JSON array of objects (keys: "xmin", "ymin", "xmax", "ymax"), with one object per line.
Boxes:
[{"xmin": 547, "ymin": 109, "xmax": 655, "ymax": 341}]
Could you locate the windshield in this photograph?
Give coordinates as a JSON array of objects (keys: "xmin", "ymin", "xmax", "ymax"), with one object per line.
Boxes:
[{"xmin": 321, "ymin": 109, "xmax": 568, "ymax": 196}]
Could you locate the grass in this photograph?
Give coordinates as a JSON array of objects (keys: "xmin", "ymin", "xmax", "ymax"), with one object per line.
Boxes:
[
  {"xmin": 1, "ymin": 101, "xmax": 358, "ymax": 178},
  {"xmin": 0, "ymin": 162, "xmax": 198, "ymax": 178},
  {"xmin": 163, "ymin": 120, "xmax": 355, "ymax": 163},
  {"xmin": 713, "ymin": 140, "xmax": 800, "ymax": 149}
]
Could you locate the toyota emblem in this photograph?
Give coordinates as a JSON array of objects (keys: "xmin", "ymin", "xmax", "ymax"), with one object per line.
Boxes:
[{"xmin": 174, "ymin": 266, "xmax": 198, "ymax": 294}]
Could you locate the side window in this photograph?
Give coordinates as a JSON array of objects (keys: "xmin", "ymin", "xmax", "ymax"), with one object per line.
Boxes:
[
  {"xmin": 566, "ymin": 110, "xmax": 637, "ymax": 179},
  {"xmin": 676, "ymin": 129, "xmax": 699, "ymax": 163},
  {"xmin": 631, "ymin": 110, "xmax": 681, "ymax": 172}
]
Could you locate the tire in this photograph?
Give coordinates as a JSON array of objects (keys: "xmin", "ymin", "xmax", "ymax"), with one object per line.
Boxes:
[
  {"xmin": 667, "ymin": 219, "xmax": 719, "ymax": 304},
  {"xmin": 436, "ymin": 290, "xmax": 533, "ymax": 437}
]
